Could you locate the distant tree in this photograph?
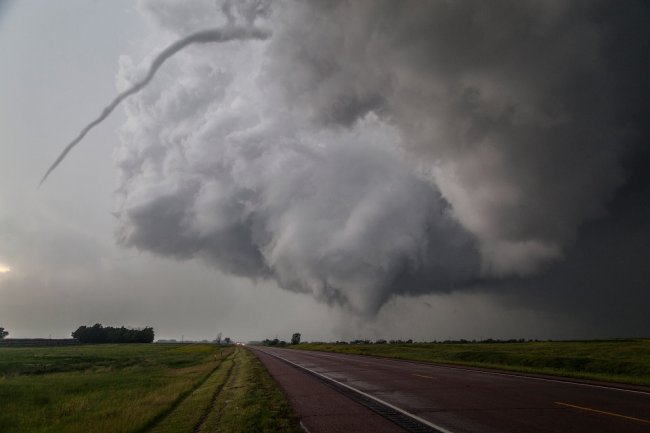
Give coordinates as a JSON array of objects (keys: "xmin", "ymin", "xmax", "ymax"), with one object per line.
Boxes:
[
  {"xmin": 71, "ymin": 324, "xmax": 154, "ymax": 343},
  {"xmin": 224, "ymin": 337, "xmax": 232, "ymax": 345},
  {"xmin": 291, "ymin": 333, "xmax": 301, "ymax": 345},
  {"xmin": 261, "ymin": 337, "xmax": 288, "ymax": 347},
  {"xmin": 215, "ymin": 332, "xmax": 222, "ymax": 344},
  {"xmin": 139, "ymin": 327, "xmax": 155, "ymax": 343},
  {"xmin": 0, "ymin": 327, "xmax": 8, "ymax": 339}
]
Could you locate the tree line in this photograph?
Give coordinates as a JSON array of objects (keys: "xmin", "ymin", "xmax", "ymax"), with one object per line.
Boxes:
[
  {"xmin": 71, "ymin": 324, "xmax": 154, "ymax": 343},
  {"xmin": 307, "ymin": 338, "xmax": 544, "ymax": 345},
  {"xmin": 260, "ymin": 333, "xmax": 301, "ymax": 347}
]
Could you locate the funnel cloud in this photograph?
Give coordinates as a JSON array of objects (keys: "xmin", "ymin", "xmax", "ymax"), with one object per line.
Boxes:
[{"xmin": 40, "ymin": 25, "xmax": 270, "ymax": 186}]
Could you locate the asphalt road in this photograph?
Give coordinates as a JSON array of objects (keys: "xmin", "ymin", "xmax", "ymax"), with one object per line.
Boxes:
[
  {"xmin": 252, "ymin": 347, "xmax": 409, "ymax": 433},
  {"xmin": 253, "ymin": 347, "xmax": 650, "ymax": 433}
]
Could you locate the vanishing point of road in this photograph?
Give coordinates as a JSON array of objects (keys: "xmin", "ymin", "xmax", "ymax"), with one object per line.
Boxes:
[{"xmin": 251, "ymin": 347, "xmax": 650, "ymax": 433}]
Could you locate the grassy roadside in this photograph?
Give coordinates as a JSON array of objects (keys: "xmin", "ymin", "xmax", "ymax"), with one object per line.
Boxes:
[
  {"xmin": 294, "ymin": 339, "xmax": 650, "ymax": 386},
  {"xmin": 0, "ymin": 344, "xmax": 300, "ymax": 433},
  {"xmin": 152, "ymin": 346, "xmax": 300, "ymax": 433},
  {"xmin": 197, "ymin": 347, "xmax": 301, "ymax": 433},
  {"xmin": 144, "ymin": 348, "xmax": 235, "ymax": 433}
]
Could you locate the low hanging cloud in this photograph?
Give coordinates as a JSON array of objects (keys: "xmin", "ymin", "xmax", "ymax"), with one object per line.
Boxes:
[{"xmin": 105, "ymin": 0, "xmax": 649, "ymax": 313}]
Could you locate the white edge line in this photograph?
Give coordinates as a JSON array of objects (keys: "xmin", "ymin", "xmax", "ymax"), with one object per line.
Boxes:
[
  {"xmin": 299, "ymin": 420, "xmax": 311, "ymax": 433},
  {"xmin": 256, "ymin": 348, "xmax": 456, "ymax": 433},
  {"xmin": 291, "ymin": 349, "xmax": 650, "ymax": 396}
]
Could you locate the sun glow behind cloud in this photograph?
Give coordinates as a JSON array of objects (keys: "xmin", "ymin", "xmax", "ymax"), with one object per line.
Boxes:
[{"xmin": 0, "ymin": 263, "xmax": 11, "ymax": 274}]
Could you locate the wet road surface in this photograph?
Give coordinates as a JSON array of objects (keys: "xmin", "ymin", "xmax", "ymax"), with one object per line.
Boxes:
[
  {"xmin": 252, "ymin": 347, "xmax": 650, "ymax": 433},
  {"xmin": 252, "ymin": 347, "xmax": 409, "ymax": 433}
]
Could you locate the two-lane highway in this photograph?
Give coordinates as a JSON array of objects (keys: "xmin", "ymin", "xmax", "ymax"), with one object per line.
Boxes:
[{"xmin": 253, "ymin": 347, "xmax": 650, "ymax": 433}]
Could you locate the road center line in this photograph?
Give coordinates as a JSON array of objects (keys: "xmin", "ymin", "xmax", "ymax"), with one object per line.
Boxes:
[
  {"xmin": 555, "ymin": 402, "xmax": 650, "ymax": 424},
  {"xmin": 413, "ymin": 374, "xmax": 436, "ymax": 380},
  {"xmin": 299, "ymin": 350, "xmax": 650, "ymax": 396}
]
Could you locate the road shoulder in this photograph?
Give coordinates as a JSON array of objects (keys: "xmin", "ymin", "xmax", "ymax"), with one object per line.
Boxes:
[{"xmin": 250, "ymin": 347, "xmax": 408, "ymax": 433}]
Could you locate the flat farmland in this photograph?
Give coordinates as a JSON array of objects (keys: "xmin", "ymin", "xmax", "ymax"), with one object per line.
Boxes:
[
  {"xmin": 0, "ymin": 344, "xmax": 299, "ymax": 433},
  {"xmin": 295, "ymin": 339, "xmax": 650, "ymax": 386}
]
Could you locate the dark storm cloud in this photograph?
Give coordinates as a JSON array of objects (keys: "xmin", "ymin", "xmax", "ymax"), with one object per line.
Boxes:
[
  {"xmin": 492, "ymin": 143, "xmax": 650, "ymax": 337},
  {"xmin": 112, "ymin": 0, "xmax": 648, "ymax": 319},
  {"xmin": 268, "ymin": 0, "xmax": 649, "ymax": 275}
]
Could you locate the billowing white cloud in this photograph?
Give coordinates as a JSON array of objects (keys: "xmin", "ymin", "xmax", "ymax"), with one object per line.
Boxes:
[
  {"xmin": 112, "ymin": 0, "xmax": 647, "ymax": 314},
  {"xmin": 115, "ymin": 2, "xmax": 478, "ymax": 313}
]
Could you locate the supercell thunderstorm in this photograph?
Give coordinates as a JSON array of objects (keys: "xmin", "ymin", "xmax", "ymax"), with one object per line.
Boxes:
[{"xmin": 46, "ymin": 0, "xmax": 650, "ymax": 316}]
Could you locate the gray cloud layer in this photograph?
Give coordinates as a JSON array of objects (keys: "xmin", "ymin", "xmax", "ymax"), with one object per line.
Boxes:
[{"xmin": 106, "ymin": 0, "xmax": 649, "ymax": 317}]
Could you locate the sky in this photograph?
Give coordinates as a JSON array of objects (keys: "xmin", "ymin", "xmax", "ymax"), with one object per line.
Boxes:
[{"xmin": 0, "ymin": 0, "xmax": 648, "ymax": 342}]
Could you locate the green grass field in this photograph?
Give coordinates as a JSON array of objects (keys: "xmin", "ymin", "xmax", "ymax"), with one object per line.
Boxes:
[
  {"xmin": 294, "ymin": 339, "xmax": 650, "ymax": 386},
  {"xmin": 0, "ymin": 344, "xmax": 299, "ymax": 433}
]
